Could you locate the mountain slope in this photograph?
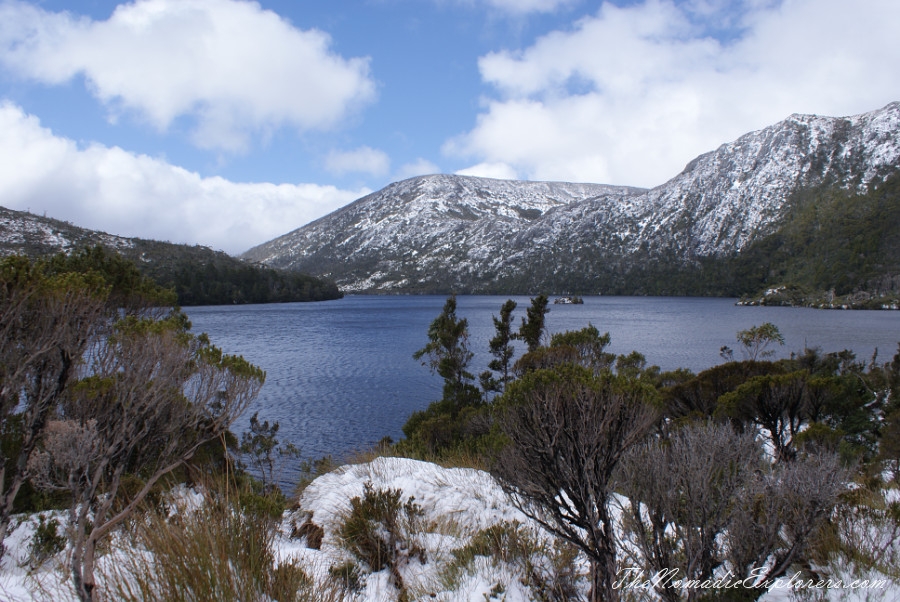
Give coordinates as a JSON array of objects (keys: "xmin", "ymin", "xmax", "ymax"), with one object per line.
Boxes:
[
  {"xmin": 0, "ymin": 206, "xmax": 342, "ymax": 305},
  {"xmin": 729, "ymin": 171, "xmax": 900, "ymax": 308},
  {"xmin": 243, "ymin": 176, "xmax": 643, "ymax": 292},
  {"xmin": 244, "ymin": 102, "xmax": 900, "ymax": 295}
]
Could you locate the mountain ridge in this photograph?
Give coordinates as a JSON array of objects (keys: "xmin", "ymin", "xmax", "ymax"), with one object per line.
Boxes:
[{"xmin": 243, "ymin": 102, "xmax": 900, "ymax": 294}]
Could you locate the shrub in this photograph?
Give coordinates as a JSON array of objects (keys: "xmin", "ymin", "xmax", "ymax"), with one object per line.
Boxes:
[
  {"xmin": 25, "ymin": 514, "xmax": 66, "ymax": 569},
  {"xmin": 102, "ymin": 489, "xmax": 336, "ymax": 602},
  {"xmin": 328, "ymin": 561, "xmax": 364, "ymax": 593},
  {"xmin": 442, "ymin": 521, "xmax": 581, "ymax": 600},
  {"xmin": 821, "ymin": 478, "xmax": 900, "ymax": 579},
  {"xmin": 337, "ymin": 482, "xmax": 426, "ymax": 596}
]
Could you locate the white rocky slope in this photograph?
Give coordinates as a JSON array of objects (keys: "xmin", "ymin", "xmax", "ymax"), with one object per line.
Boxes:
[{"xmin": 243, "ymin": 102, "xmax": 900, "ymax": 293}]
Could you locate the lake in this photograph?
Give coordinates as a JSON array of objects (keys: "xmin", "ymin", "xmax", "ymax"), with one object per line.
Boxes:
[{"xmin": 185, "ymin": 295, "xmax": 900, "ymax": 479}]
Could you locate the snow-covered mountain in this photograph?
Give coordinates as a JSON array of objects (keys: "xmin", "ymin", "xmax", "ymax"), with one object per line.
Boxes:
[
  {"xmin": 243, "ymin": 102, "xmax": 900, "ymax": 294},
  {"xmin": 242, "ymin": 176, "xmax": 643, "ymax": 292}
]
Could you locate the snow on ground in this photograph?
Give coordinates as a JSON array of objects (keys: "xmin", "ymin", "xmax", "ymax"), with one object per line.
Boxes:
[
  {"xmin": 285, "ymin": 456, "xmax": 546, "ymax": 601},
  {"xmin": 0, "ymin": 511, "xmax": 74, "ymax": 601},
  {"xmin": 0, "ymin": 457, "xmax": 896, "ymax": 601},
  {"xmin": 297, "ymin": 456, "xmax": 523, "ymax": 535}
]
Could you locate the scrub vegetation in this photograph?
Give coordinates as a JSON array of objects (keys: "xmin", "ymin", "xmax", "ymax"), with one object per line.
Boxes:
[{"xmin": 1, "ymin": 249, "xmax": 898, "ymax": 601}]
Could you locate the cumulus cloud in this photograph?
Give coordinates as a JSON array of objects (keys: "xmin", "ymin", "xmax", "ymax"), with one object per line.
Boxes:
[
  {"xmin": 0, "ymin": 102, "xmax": 367, "ymax": 254},
  {"xmin": 448, "ymin": 0, "xmax": 900, "ymax": 186},
  {"xmin": 325, "ymin": 146, "xmax": 390, "ymax": 177},
  {"xmin": 0, "ymin": 0, "xmax": 376, "ymax": 151}
]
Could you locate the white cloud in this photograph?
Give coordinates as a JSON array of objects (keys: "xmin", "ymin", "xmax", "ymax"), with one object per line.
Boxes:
[
  {"xmin": 455, "ymin": 162, "xmax": 518, "ymax": 180},
  {"xmin": 0, "ymin": 0, "xmax": 376, "ymax": 151},
  {"xmin": 325, "ymin": 146, "xmax": 390, "ymax": 177},
  {"xmin": 447, "ymin": 0, "xmax": 900, "ymax": 186},
  {"xmin": 0, "ymin": 102, "xmax": 367, "ymax": 254},
  {"xmin": 394, "ymin": 158, "xmax": 441, "ymax": 181}
]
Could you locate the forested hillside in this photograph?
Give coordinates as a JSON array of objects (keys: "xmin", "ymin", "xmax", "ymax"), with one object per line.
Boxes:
[
  {"xmin": 127, "ymin": 240, "xmax": 343, "ymax": 305},
  {"xmin": 0, "ymin": 206, "xmax": 342, "ymax": 305},
  {"xmin": 732, "ymin": 172, "xmax": 900, "ymax": 307},
  {"xmin": 540, "ymin": 172, "xmax": 900, "ymax": 304}
]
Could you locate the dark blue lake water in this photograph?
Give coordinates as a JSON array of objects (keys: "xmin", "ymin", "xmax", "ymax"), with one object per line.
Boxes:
[{"xmin": 185, "ymin": 295, "xmax": 900, "ymax": 477}]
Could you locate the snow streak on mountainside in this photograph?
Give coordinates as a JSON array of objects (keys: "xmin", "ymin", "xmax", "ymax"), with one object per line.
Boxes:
[{"xmin": 244, "ymin": 103, "xmax": 900, "ymax": 294}]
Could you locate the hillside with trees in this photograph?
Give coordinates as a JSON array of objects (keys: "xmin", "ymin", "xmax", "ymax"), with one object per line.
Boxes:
[
  {"xmin": 731, "ymin": 171, "xmax": 900, "ymax": 308},
  {"xmin": 578, "ymin": 171, "xmax": 900, "ymax": 305},
  {"xmin": 243, "ymin": 103, "xmax": 900, "ymax": 298},
  {"xmin": 0, "ymin": 205, "xmax": 343, "ymax": 305}
]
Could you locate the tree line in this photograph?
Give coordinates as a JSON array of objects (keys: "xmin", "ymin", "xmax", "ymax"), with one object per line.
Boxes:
[{"xmin": 400, "ymin": 295, "xmax": 900, "ymax": 601}]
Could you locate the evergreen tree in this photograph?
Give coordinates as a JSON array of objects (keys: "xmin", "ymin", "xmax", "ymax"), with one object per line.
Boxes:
[
  {"xmin": 517, "ymin": 294, "xmax": 549, "ymax": 353},
  {"xmin": 480, "ymin": 299, "xmax": 517, "ymax": 396},
  {"xmin": 413, "ymin": 295, "xmax": 481, "ymax": 409}
]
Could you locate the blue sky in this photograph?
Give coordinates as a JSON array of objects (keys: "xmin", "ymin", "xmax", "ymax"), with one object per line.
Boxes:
[{"xmin": 1, "ymin": 0, "xmax": 898, "ymax": 254}]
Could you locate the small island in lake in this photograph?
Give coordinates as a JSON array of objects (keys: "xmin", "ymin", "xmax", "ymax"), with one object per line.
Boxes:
[{"xmin": 553, "ymin": 295, "xmax": 584, "ymax": 304}]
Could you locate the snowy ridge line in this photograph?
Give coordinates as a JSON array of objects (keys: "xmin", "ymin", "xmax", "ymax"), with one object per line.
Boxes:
[{"xmin": 243, "ymin": 102, "xmax": 900, "ymax": 293}]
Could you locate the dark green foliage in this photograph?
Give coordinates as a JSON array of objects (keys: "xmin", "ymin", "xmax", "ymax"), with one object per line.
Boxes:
[
  {"xmin": 480, "ymin": 299, "xmax": 518, "ymax": 396},
  {"xmin": 736, "ymin": 322, "xmax": 785, "ymax": 360},
  {"xmin": 878, "ymin": 409, "xmax": 900, "ymax": 482},
  {"xmin": 26, "ymin": 514, "xmax": 66, "ymax": 568},
  {"xmin": 517, "ymin": 294, "xmax": 549, "ymax": 353},
  {"xmin": 338, "ymin": 483, "xmax": 425, "ymax": 596},
  {"xmin": 405, "ymin": 297, "xmax": 528, "ymax": 458},
  {"xmin": 411, "ymin": 295, "xmax": 484, "ymax": 432},
  {"xmin": 615, "ymin": 350, "xmax": 650, "ymax": 380},
  {"xmin": 718, "ymin": 371, "xmax": 810, "ymax": 462},
  {"xmin": 778, "ymin": 348, "xmax": 883, "ymax": 462},
  {"xmin": 150, "ymin": 253, "xmax": 342, "ymax": 306},
  {"xmin": 734, "ymin": 172, "xmax": 900, "ymax": 304},
  {"xmin": 413, "ymin": 295, "xmax": 476, "ymax": 396},
  {"xmin": 663, "ymin": 361, "xmax": 784, "ymax": 422},
  {"xmin": 45, "ymin": 246, "xmax": 176, "ymax": 308},
  {"xmin": 548, "ymin": 324, "xmax": 615, "ymax": 372}
]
